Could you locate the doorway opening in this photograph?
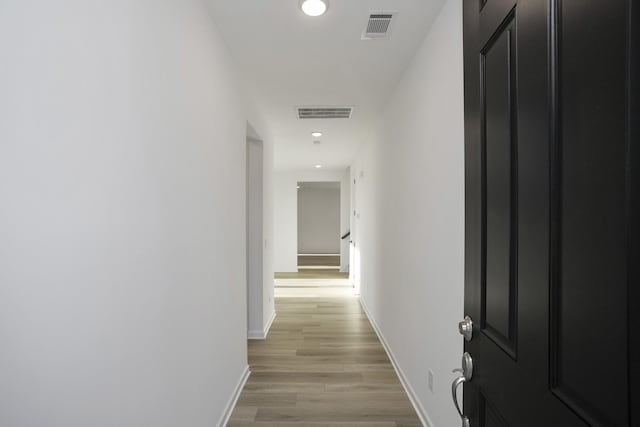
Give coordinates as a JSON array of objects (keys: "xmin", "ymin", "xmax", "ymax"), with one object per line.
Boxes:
[
  {"xmin": 274, "ymin": 180, "xmax": 350, "ymax": 297},
  {"xmin": 296, "ymin": 181, "xmax": 344, "ymax": 276}
]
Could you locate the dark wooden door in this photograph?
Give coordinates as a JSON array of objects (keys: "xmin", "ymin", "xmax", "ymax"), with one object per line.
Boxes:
[{"xmin": 462, "ymin": 0, "xmax": 638, "ymax": 426}]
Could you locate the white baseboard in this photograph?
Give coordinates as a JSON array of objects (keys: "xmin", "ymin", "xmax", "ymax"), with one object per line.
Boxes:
[
  {"xmin": 248, "ymin": 310, "xmax": 276, "ymax": 340},
  {"xmin": 264, "ymin": 309, "xmax": 276, "ymax": 337},
  {"xmin": 359, "ymin": 297, "xmax": 434, "ymax": 427},
  {"xmin": 247, "ymin": 330, "xmax": 263, "ymax": 339},
  {"xmin": 217, "ymin": 365, "xmax": 250, "ymax": 427}
]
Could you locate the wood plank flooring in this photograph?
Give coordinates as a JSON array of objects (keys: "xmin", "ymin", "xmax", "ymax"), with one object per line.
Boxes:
[
  {"xmin": 228, "ymin": 289, "xmax": 422, "ymax": 426},
  {"xmin": 275, "ymin": 270, "xmax": 349, "ymax": 280},
  {"xmin": 297, "ymin": 255, "xmax": 340, "ymax": 267}
]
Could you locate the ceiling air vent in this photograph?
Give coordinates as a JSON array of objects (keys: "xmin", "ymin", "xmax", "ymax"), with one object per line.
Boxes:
[
  {"xmin": 362, "ymin": 12, "xmax": 397, "ymax": 40},
  {"xmin": 297, "ymin": 107, "xmax": 353, "ymax": 119}
]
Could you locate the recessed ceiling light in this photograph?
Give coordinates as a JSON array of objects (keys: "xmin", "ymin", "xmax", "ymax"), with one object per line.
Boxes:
[
  {"xmin": 315, "ymin": 164, "xmax": 323, "ymax": 169},
  {"xmin": 311, "ymin": 131, "xmax": 323, "ymax": 137},
  {"xmin": 300, "ymin": 0, "xmax": 328, "ymax": 17}
]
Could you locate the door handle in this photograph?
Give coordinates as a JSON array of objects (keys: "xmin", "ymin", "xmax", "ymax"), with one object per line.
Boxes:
[
  {"xmin": 451, "ymin": 352, "xmax": 473, "ymax": 427},
  {"xmin": 452, "ymin": 376, "xmax": 470, "ymax": 427}
]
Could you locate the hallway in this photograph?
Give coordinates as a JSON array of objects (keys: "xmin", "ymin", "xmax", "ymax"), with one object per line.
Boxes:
[
  {"xmin": 229, "ymin": 277, "xmax": 421, "ymax": 426},
  {"xmin": 0, "ymin": 0, "xmax": 464, "ymax": 427},
  {"xmin": 1, "ymin": 1, "xmax": 466, "ymax": 425},
  {"xmin": 2, "ymin": 0, "xmax": 636, "ymax": 426}
]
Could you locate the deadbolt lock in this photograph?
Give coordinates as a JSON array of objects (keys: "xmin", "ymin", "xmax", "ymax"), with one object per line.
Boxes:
[{"xmin": 458, "ymin": 315, "xmax": 473, "ymax": 341}]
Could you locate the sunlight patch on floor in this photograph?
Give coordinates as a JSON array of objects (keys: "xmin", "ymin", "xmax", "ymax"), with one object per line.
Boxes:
[{"xmin": 274, "ymin": 276, "xmax": 356, "ymax": 298}]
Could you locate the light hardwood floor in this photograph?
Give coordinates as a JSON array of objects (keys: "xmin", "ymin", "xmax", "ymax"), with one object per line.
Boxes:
[
  {"xmin": 297, "ymin": 255, "xmax": 340, "ymax": 267},
  {"xmin": 227, "ymin": 280, "xmax": 422, "ymax": 426},
  {"xmin": 275, "ymin": 270, "xmax": 349, "ymax": 280}
]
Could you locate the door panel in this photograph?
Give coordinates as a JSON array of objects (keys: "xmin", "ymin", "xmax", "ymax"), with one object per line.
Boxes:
[
  {"xmin": 481, "ymin": 394, "xmax": 509, "ymax": 427},
  {"xmin": 463, "ymin": 0, "xmax": 635, "ymax": 426},
  {"xmin": 630, "ymin": 0, "xmax": 640, "ymax": 419},
  {"xmin": 481, "ymin": 10, "xmax": 517, "ymax": 357},
  {"xmin": 479, "ymin": 0, "xmax": 516, "ymax": 44},
  {"xmin": 549, "ymin": 1, "xmax": 629, "ymax": 425}
]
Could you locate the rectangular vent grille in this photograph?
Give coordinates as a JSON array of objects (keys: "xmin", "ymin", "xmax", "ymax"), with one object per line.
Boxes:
[
  {"xmin": 362, "ymin": 12, "xmax": 396, "ymax": 39},
  {"xmin": 366, "ymin": 14, "xmax": 392, "ymax": 34},
  {"xmin": 297, "ymin": 107, "xmax": 353, "ymax": 119}
]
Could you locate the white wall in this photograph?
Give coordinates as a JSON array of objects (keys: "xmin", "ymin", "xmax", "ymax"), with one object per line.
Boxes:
[
  {"xmin": 245, "ymin": 115, "xmax": 276, "ymax": 341},
  {"xmin": 247, "ymin": 139, "xmax": 264, "ymax": 337},
  {"xmin": 244, "ymin": 119, "xmax": 276, "ymax": 339},
  {"xmin": 0, "ymin": 1, "xmax": 256, "ymax": 426},
  {"xmin": 340, "ymin": 168, "xmax": 351, "ymax": 272},
  {"xmin": 298, "ymin": 186, "xmax": 341, "ymax": 254},
  {"xmin": 350, "ymin": 1, "xmax": 465, "ymax": 426},
  {"xmin": 274, "ymin": 168, "xmax": 349, "ymax": 272}
]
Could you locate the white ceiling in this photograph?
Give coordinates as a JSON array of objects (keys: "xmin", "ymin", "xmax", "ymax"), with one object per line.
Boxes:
[{"xmin": 207, "ymin": 0, "xmax": 446, "ymax": 170}]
